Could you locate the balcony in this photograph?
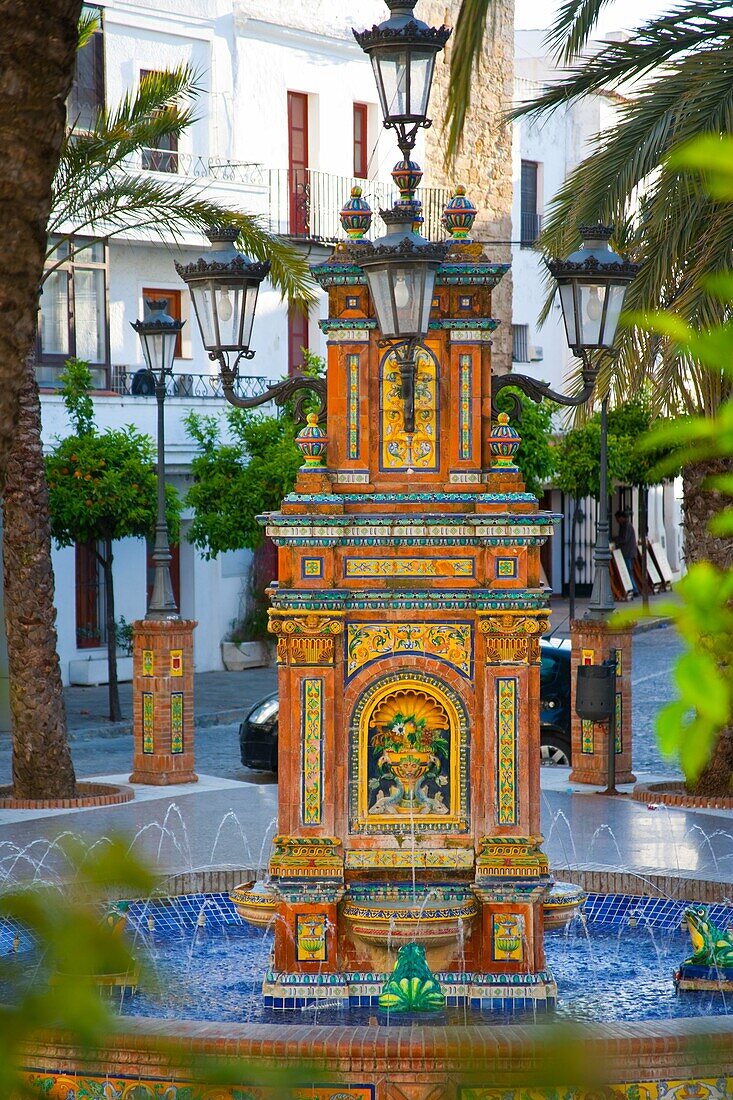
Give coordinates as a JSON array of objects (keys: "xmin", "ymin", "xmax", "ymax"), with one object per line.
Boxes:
[
  {"xmin": 267, "ymin": 168, "xmax": 453, "ymax": 244},
  {"xmin": 38, "ymin": 362, "xmax": 271, "ymax": 402},
  {"xmin": 137, "ymin": 153, "xmax": 453, "ymax": 244}
]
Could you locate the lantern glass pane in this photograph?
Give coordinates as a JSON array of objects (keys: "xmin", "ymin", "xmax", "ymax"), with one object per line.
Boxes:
[
  {"xmin": 367, "ymin": 264, "xmax": 398, "ymax": 338},
  {"xmin": 392, "ymin": 265, "xmax": 422, "ymax": 335},
  {"xmin": 213, "ymin": 281, "xmax": 243, "ymax": 349},
  {"xmin": 374, "ymin": 51, "xmax": 408, "ymax": 119},
  {"xmin": 189, "ymin": 281, "xmax": 218, "ymax": 350},
  {"xmin": 578, "ymin": 282, "xmax": 605, "ymax": 346},
  {"xmin": 558, "ymin": 283, "xmax": 578, "ymax": 348},
  {"xmin": 600, "ymin": 282, "xmax": 627, "ymax": 347},
  {"xmin": 139, "ymin": 330, "xmax": 176, "ymax": 375},
  {"xmin": 420, "ymin": 266, "xmax": 437, "ymax": 333},
  {"xmin": 238, "ymin": 283, "xmax": 261, "ymax": 350},
  {"xmin": 409, "ymin": 50, "xmax": 436, "ymax": 117}
]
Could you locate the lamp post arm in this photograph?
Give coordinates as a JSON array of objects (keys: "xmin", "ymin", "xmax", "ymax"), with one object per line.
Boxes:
[
  {"xmin": 491, "ymin": 365, "xmax": 597, "ymax": 417},
  {"xmin": 215, "ymin": 355, "xmax": 327, "ymax": 424}
]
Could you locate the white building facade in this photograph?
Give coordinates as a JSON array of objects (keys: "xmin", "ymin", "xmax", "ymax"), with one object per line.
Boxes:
[
  {"xmin": 510, "ymin": 29, "xmax": 683, "ymax": 595},
  {"xmin": 34, "ymin": 0, "xmax": 454, "ymax": 689}
]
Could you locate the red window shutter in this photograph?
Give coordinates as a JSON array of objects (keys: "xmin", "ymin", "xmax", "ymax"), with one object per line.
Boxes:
[
  {"xmin": 287, "ymin": 301, "xmax": 309, "ymax": 376},
  {"xmin": 353, "ymin": 103, "xmax": 368, "ymax": 179}
]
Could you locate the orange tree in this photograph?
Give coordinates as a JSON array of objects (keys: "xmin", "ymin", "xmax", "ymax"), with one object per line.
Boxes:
[{"xmin": 45, "ymin": 360, "xmax": 179, "ymax": 721}]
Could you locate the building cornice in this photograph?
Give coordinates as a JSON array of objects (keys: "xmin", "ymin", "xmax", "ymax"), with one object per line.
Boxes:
[{"xmin": 235, "ymin": 15, "xmax": 364, "ymax": 60}]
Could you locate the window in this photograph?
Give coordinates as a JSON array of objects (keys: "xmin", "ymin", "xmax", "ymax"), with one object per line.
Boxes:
[
  {"xmin": 520, "ymin": 160, "xmax": 542, "ymax": 248},
  {"xmin": 287, "ymin": 91, "xmax": 309, "ymax": 235},
  {"xmin": 512, "ymin": 324, "xmax": 530, "ymax": 363},
  {"xmin": 141, "ymin": 70, "xmax": 179, "ymax": 173},
  {"xmin": 68, "ymin": 6, "xmax": 104, "ymax": 132},
  {"xmin": 142, "ymin": 288, "xmax": 183, "ymax": 359},
  {"xmin": 353, "ymin": 103, "xmax": 368, "ymax": 179},
  {"xmin": 38, "ymin": 236, "xmax": 108, "ymax": 387},
  {"xmin": 75, "ymin": 541, "xmax": 106, "ymax": 648},
  {"xmin": 287, "ymin": 300, "xmax": 309, "ymax": 376}
]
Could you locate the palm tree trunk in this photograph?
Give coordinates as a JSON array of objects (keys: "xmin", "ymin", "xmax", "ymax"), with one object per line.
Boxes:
[
  {"xmin": 0, "ymin": 1, "xmax": 82, "ymax": 486},
  {"xmin": 98, "ymin": 537, "xmax": 122, "ymax": 722},
  {"xmin": 5, "ymin": 355, "xmax": 75, "ymax": 799},
  {"xmin": 683, "ymin": 458, "xmax": 733, "ymax": 796}
]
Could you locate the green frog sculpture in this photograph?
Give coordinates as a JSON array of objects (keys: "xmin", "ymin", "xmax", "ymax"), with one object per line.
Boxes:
[
  {"xmin": 676, "ymin": 904, "xmax": 733, "ymax": 991},
  {"xmin": 378, "ymin": 942, "xmax": 446, "ymax": 1013}
]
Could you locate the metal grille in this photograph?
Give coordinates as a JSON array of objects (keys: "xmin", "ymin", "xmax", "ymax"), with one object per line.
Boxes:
[{"xmin": 512, "ymin": 324, "xmax": 530, "ymax": 363}]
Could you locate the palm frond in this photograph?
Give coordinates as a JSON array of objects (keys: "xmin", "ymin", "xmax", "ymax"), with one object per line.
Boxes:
[
  {"xmin": 77, "ymin": 8, "xmax": 100, "ymax": 50},
  {"xmin": 511, "ymin": 1, "xmax": 731, "ymax": 121},
  {"xmin": 444, "ymin": 0, "xmax": 493, "ymax": 166},
  {"xmin": 545, "ymin": 0, "xmax": 616, "ymax": 64}
]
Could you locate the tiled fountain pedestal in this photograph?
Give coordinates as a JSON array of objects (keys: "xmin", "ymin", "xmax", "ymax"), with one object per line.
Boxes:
[{"xmin": 257, "ymin": 242, "xmax": 559, "ymax": 1009}]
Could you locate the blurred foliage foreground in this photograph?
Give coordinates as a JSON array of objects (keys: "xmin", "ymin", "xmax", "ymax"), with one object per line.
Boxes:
[
  {"xmin": 614, "ymin": 137, "xmax": 733, "ymax": 789},
  {"xmin": 2, "ymin": 841, "xmax": 725, "ymax": 1097}
]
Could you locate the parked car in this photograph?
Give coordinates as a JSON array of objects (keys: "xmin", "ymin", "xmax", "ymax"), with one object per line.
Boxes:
[{"xmin": 239, "ymin": 638, "xmax": 573, "ymax": 773}]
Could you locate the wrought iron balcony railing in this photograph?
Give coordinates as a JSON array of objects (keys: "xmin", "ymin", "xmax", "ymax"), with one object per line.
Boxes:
[
  {"xmin": 267, "ymin": 168, "xmax": 452, "ymax": 244},
  {"xmin": 37, "ymin": 362, "xmax": 271, "ymax": 402},
  {"xmin": 111, "ymin": 368, "xmax": 271, "ymax": 401}
]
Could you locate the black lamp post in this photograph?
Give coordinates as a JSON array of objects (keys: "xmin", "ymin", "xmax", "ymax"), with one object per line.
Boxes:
[
  {"xmin": 353, "ymin": 1, "xmax": 450, "ymax": 160},
  {"xmin": 351, "ymin": 1, "xmax": 450, "ymax": 436},
  {"xmin": 131, "ymin": 298, "xmax": 184, "ymax": 618},
  {"xmin": 547, "ymin": 225, "xmax": 640, "ymax": 619}
]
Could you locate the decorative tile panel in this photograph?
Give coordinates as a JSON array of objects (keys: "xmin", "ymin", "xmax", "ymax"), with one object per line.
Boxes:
[
  {"xmin": 345, "ymin": 557, "xmax": 474, "ymax": 579},
  {"xmin": 615, "ymin": 692, "xmax": 622, "ymax": 754},
  {"xmin": 347, "ymin": 352, "xmax": 360, "ymax": 459},
  {"xmin": 349, "ymin": 670, "xmax": 470, "ymax": 835},
  {"xmin": 346, "ymin": 623, "xmax": 473, "ymax": 679},
  {"xmin": 301, "ymin": 679, "xmax": 323, "ymax": 825},
  {"xmin": 492, "ymin": 912, "xmax": 524, "ymax": 962},
  {"xmin": 170, "ymin": 649, "xmax": 183, "ymax": 676},
  {"xmin": 380, "ymin": 346, "xmax": 439, "ymax": 471},
  {"xmin": 142, "ymin": 649, "xmax": 154, "ymax": 676},
  {"xmin": 581, "ymin": 720, "xmax": 594, "ymax": 754},
  {"xmin": 170, "ymin": 691, "xmax": 183, "ymax": 754},
  {"xmin": 496, "ymin": 678, "xmax": 518, "ymax": 825},
  {"xmin": 496, "ymin": 557, "xmax": 518, "ymax": 578},
  {"xmin": 302, "ymin": 557, "xmax": 323, "ymax": 579},
  {"xmin": 296, "ymin": 912, "xmax": 327, "ymax": 962},
  {"xmin": 459, "ymin": 353, "xmax": 472, "ymax": 460},
  {"xmin": 142, "ymin": 691, "xmax": 154, "ymax": 754}
]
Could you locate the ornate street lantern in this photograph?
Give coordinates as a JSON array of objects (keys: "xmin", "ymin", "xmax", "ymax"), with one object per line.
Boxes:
[
  {"xmin": 350, "ymin": 205, "xmax": 448, "ymax": 433},
  {"xmin": 546, "ymin": 224, "xmax": 640, "ymax": 621},
  {"xmin": 547, "ymin": 225, "xmax": 640, "ymax": 359},
  {"xmin": 175, "ymin": 226, "xmax": 270, "ymax": 366},
  {"xmin": 176, "ymin": 225, "xmax": 326, "ymax": 421},
  {"xmin": 353, "ymin": 1, "xmax": 450, "ymax": 157},
  {"xmin": 131, "ymin": 297, "xmax": 184, "ymax": 377}
]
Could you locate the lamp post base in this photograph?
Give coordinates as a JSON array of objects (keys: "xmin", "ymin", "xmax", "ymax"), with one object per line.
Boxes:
[
  {"xmin": 569, "ymin": 619, "xmax": 635, "ymax": 787},
  {"xmin": 129, "ymin": 618, "xmax": 198, "ymax": 786}
]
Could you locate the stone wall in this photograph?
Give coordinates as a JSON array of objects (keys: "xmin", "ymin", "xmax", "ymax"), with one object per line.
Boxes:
[{"xmin": 419, "ymin": 0, "xmax": 515, "ymax": 374}]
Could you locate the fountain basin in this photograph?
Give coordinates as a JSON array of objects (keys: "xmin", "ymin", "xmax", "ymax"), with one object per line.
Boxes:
[
  {"xmin": 341, "ymin": 883, "xmax": 478, "ymax": 947},
  {"xmin": 229, "ymin": 879, "xmax": 587, "ymax": 937},
  {"xmin": 543, "ymin": 882, "xmax": 586, "ymax": 929}
]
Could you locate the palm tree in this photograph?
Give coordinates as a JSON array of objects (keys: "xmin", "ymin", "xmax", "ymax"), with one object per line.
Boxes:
[
  {"xmin": 7, "ymin": 31, "xmax": 315, "ymax": 799},
  {"xmin": 446, "ymin": 0, "xmax": 733, "ymax": 791}
]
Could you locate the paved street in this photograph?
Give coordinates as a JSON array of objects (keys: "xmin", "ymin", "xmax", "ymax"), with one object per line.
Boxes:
[{"xmin": 0, "ymin": 622, "xmax": 683, "ymax": 785}]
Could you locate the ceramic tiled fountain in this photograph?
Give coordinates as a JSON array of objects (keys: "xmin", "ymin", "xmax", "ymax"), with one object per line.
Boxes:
[{"xmin": 229, "ymin": 184, "xmax": 561, "ymax": 1012}]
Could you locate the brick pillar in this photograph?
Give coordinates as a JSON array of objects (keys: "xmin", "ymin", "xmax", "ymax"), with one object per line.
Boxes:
[
  {"xmin": 569, "ymin": 619, "xmax": 635, "ymax": 786},
  {"xmin": 130, "ymin": 619, "xmax": 197, "ymax": 785}
]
